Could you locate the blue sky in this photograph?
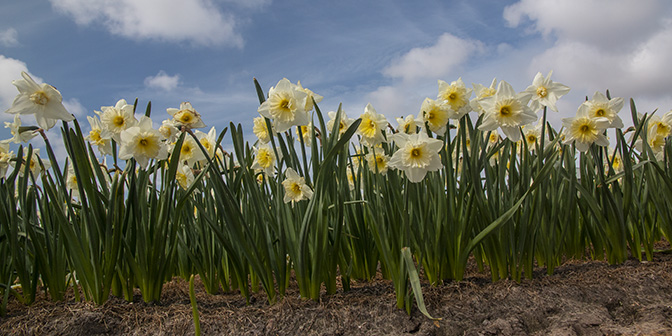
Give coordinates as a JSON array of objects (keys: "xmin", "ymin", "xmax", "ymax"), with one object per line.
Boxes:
[{"xmin": 1, "ymin": 0, "xmax": 672, "ymax": 156}]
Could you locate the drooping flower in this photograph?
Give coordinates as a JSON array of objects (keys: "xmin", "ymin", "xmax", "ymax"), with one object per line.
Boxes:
[
  {"xmin": 252, "ymin": 116, "xmax": 271, "ymax": 144},
  {"xmin": 4, "ymin": 115, "xmax": 38, "ymax": 143},
  {"xmin": 520, "ymin": 71, "xmax": 570, "ymax": 112},
  {"xmin": 96, "ymin": 99, "xmax": 137, "ymax": 142},
  {"xmin": 5, "ymin": 72, "xmax": 74, "ymax": 130},
  {"xmin": 282, "ymin": 168, "xmax": 313, "ymax": 203},
  {"xmin": 365, "ymin": 147, "xmax": 390, "ymax": 175},
  {"xmin": 326, "ymin": 110, "xmax": 354, "ymax": 137},
  {"xmin": 470, "ymin": 78, "xmax": 498, "ymax": 114},
  {"xmin": 396, "ymin": 115, "xmax": 421, "ymax": 134},
  {"xmin": 167, "ymin": 102, "xmax": 206, "ymax": 129},
  {"xmin": 296, "ymin": 81, "xmax": 323, "ymax": 112},
  {"xmin": 257, "ymin": 78, "xmax": 309, "ymax": 133},
  {"xmin": 388, "ymin": 132, "xmax": 444, "ymax": 183},
  {"xmin": 0, "ymin": 141, "xmax": 13, "ymax": 178},
  {"xmin": 118, "ymin": 116, "xmax": 169, "ymax": 169},
  {"xmin": 478, "ymin": 80, "xmax": 537, "ymax": 142},
  {"xmin": 437, "ymin": 78, "xmax": 472, "ymax": 119},
  {"xmin": 419, "ymin": 97, "xmax": 450, "ymax": 134},
  {"xmin": 579, "ymin": 92, "xmax": 624, "ymax": 128},
  {"xmin": 251, "ymin": 143, "xmax": 280, "ymax": 176},
  {"xmin": 561, "ymin": 108, "xmax": 610, "ymax": 152},
  {"xmin": 85, "ymin": 115, "xmax": 113, "ymax": 156},
  {"xmin": 357, "ymin": 103, "xmax": 388, "ymax": 146}
]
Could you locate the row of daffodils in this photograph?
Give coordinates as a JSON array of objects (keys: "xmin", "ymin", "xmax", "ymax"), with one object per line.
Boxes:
[{"xmin": 1, "ymin": 70, "xmax": 671, "ymax": 319}]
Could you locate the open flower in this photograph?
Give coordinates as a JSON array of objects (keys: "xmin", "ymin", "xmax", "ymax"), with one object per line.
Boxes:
[
  {"xmin": 251, "ymin": 143, "xmax": 280, "ymax": 176},
  {"xmin": 282, "ymin": 168, "xmax": 313, "ymax": 203},
  {"xmin": 561, "ymin": 108, "xmax": 610, "ymax": 152},
  {"xmin": 195, "ymin": 126, "xmax": 218, "ymax": 160},
  {"xmin": 296, "ymin": 81, "xmax": 323, "ymax": 112},
  {"xmin": 326, "ymin": 110, "xmax": 354, "ymax": 137},
  {"xmin": 365, "ymin": 147, "xmax": 390, "ymax": 175},
  {"xmin": 257, "ymin": 78, "xmax": 309, "ymax": 133},
  {"xmin": 437, "ymin": 78, "xmax": 472, "ymax": 119},
  {"xmin": 176, "ymin": 163, "xmax": 195, "ymax": 190},
  {"xmin": 65, "ymin": 164, "xmax": 79, "ymax": 199},
  {"xmin": 0, "ymin": 141, "xmax": 14, "ymax": 178},
  {"xmin": 14, "ymin": 148, "xmax": 50, "ymax": 177},
  {"xmin": 357, "ymin": 103, "xmax": 388, "ymax": 146},
  {"xmin": 579, "ymin": 92, "xmax": 624, "ymax": 128},
  {"xmin": 478, "ymin": 80, "xmax": 537, "ymax": 142},
  {"xmin": 173, "ymin": 135, "xmax": 205, "ymax": 166},
  {"xmin": 521, "ymin": 121, "xmax": 544, "ymax": 151},
  {"xmin": 85, "ymin": 115, "xmax": 113, "ymax": 156},
  {"xmin": 419, "ymin": 97, "xmax": 450, "ymax": 134},
  {"xmin": 520, "ymin": 71, "xmax": 570, "ymax": 112},
  {"xmin": 4, "ymin": 115, "xmax": 38, "ymax": 143},
  {"xmin": 96, "ymin": 99, "xmax": 137, "ymax": 142},
  {"xmin": 159, "ymin": 119, "xmax": 181, "ymax": 143},
  {"xmin": 118, "ymin": 116, "xmax": 169, "ymax": 169},
  {"xmin": 396, "ymin": 115, "xmax": 421, "ymax": 134},
  {"xmin": 167, "ymin": 102, "xmax": 206, "ymax": 129},
  {"xmin": 470, "ymin": 78, "xmax": 498, "ymax": 114},
  {"xmin": 5, "ymin": 72, "xmax": 74, "ymax": 130},
  {"xmin": 388, "ymin": 132, "xmax": 444, "ymax": 183},
  {"xmin": 252, "ymin": 116, "xmax": 271, "ymax": 144}
]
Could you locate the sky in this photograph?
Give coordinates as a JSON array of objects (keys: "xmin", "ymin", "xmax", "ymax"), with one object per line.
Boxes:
[{"xmin": 1, "ymin": 0, "xmax": 672, "ymax": 158}]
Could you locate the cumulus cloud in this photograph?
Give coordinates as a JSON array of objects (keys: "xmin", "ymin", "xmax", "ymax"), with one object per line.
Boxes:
[
  {"xmin": 0, "ymin": 28, "xmax": 18, "ymax": 47},
  {"xmin": 144, "ymin": 70, "xmax": 180, "ymax": 91},
  {"xmin": 63, "ymin": 98, "xmax": 87, "ymax": 118},
  {"xmin": 0, "ymin": 55, "xmax": 30, "ymax": 114},
  {"xmin": 50, "ymin": 0, "xmax": 244, "ymax": 47},
  {"xmin": 382, "ymin": 33, "xmax": 485, "ymax": 83}
]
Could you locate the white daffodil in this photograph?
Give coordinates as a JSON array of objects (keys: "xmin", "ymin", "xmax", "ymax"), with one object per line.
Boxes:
[
  {"xmin": 634, "ymin": 125, "xmax": 667, "ymax": 160},
  {"xmin": 0, "ymin": 141, "xmax": 13, "ymax": 178},
  {"xmin": 478, "ymin": 80, "xmax": 537, "ymax": 142},
  {"xmin": 296, "ymin": 81, "xmax": 323, "ymax": 112},
  {"xmin": 5, "ymin": 72, "xmax": 74, "ymax": 130},
  {"xmin": 396, "ymin": 114, "xmax": 421, "ymax": 134},
  {"xmin": 252, "ymin": 116, "xmax": 271, "ymax": 144},
  {"xmin": 65, "ymin": 164, "xmax": 79, "ymax": 199},
  {"xmin": 365, "ymin": 147, "xmax": 390, "ymax": 175},
  {"xmin": 520, "ymin": 71, "xmax": 570, "ymax": 112},
  {"xmin": 85, "ymin": 115, "xmax": 113, "ymax": 156},
  {"xmin": 296, "ymin": 122, "xmax": 313, "ymax": 147},
  {"xmin": 437, "ymin": 78, "xmax": 472, "ymax": 119},
  {"xmin": 606, "ymin": 148, "xmax": 624, "ymax": 173},
  {"xmin": 521, "ymin": 121, "xmax": 544, "ymax": 151},
  {"xmin": 257, "ymin": 78, "xmax": 309, "ymax": 133},
  {"xmin": 326, "ymin": 110, "xmax": 354, "ymax": 137},
  {"xmin": 4, "ymin": 115, "xmax": 38, "ymax": 143},
  {"xmin": 357, "ymin": 103, "xmax": 388, "ymax": 146},
  {"xmin": 419, "ymin": 97, "xmax": 450, "ymax": 135},
  {"xmin": 96, "ymin": 99, "xmax": 137, "ymax": 142},
  {"xmin": 176, "ymin": 163, "xmax": 195, "ymax": 190},
  {"xmin": 561, "ymin": 107, "xmax": 610, "ymax": 152},
  {"xmin": 281, "ymin": 168, "xmax": 313, "ymax": 203},
  {"xmin": 251, "ymin": 143, "xmax": 280, "ymax": 176},
  {"xmin": 388, "ymin": 132, "xmax": 444, "ymax": 183},
  {"xmin": 579, "ymin": 92, "xmax": 624, "ymax": 129},
  {"xmin": 167, "ymin": 102, "xmax": 206, "ymax": 129},
  {"xmin": 195, "ymin": 126, "xmax": 218, "ymax": 160},
  {"xmin": 470, "ymin": 78, "xmax": 498, "ymax": 115},
  {"xmin": 484, "ymin": 129, "xmax": 501, "ymax": 149},
  {"xmin": 173, "ymin": 135, "xmax": 205, "ymax": 166},
  {"xmin": 644, "ymin": 114, "xmax": 671, "ymax": 140},
  {"xmin": 14, "ymin": 148, "xmax": 50, "ymax": 177},
  {"xmin": 159, "ymin": 119, "xmax": 181, "ymax": 143},
  {"xmin": 118, "ymin": 116, "xmax": 169, "ymax": 169}
]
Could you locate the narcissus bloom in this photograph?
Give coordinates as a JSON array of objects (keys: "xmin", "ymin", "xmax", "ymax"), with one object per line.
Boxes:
[
  {"xmin": 357, "ymin": 103, "xmax": 388, "ymax": 146},
  {"xmin": 478, "ymin": 81, "xmax": 537, "ymax": 142},
  {"xmin": 173, "ymin": 135, "xmax": 205, "ymax": 166},
  {"xmin": 419, "ymin": 97, "xmax": 450, "ymax": 134},
  {"xmin": 521, "ymin": 121, "xmax": 544, "ymax": 151},
  {"xmin": 159, "ymin": 119, "xmax": 181, "ymax": 143},
  {"xmin": 296, "ymin": 122, "xmax": 313, "ymax": 146},
  {"xmin": 257, "ymin": 78, "xmax": 309, "ymax": 133},
  {"xmin": 5, "ymin": 72, "xmax": 74, "ymax": 130},
  {"xmin": 437, "ymin": 78, "xmax": 472, "ymax": 119},
  {"xmin": 167, "ymin": 102, "xmax": 206, "ymax": 129},
  {"xmin": 470, "ymin": 78, "xmax": 497, "ymax": 114},
  {"xmin": 561, "ymin": 110, "xmax": 610, "ymax": 152},
  {"xmin": 96, "ymin": 99, "xmax": 137, "ymax": 142},
  {"xmin": 252, "ymin": 116, "xmax": 271, "ymax": 144},
  {"xmin": 0, "ymin": 141, "xmax": 13, "ymax": 178},
  {"xmin": 282, "ymin": 168, "xmax": 313, "ymax": 203},
  {"xmin": 14, "ymin": 148, "xmax": 50, "ymax": 177},
  {"xmin": 579, "ymin": 92, "xmax": 624, "ymax": 128},
  {"xmin": 118, "ymin": 116, "xmax": 169, "ymax": 169},
  {"xmin": 251, "ymin": 144, "xmax": 280, "ymax": 176},
  {"xmin": 520, "ymin": 71, "xmax": 570, "ymax": 112},
  {"xmin": 176, "ymin": 163, "xmax": 195, "ymax": 190},
  {"xmin": 65, "ymin": 164, "xmax": 79, "ymax": 199},
  {"xmin": 85, "ymin": 115, "xmax": 113, "ymax": 156},
  {"xmin": 4, "ymin": 115, "xmax": 38, "ymax": 143},
  {"xmin": 296, "ymin": 81, "xmax": 323, "ymax": 112},
  {"xmin": 388, "ymin": 132, "xmax": 443, "ymax": 183},
  {"xmin": 326, "ymin": 110, "xmax": 354, "ymax": 136},
  {"xmin": 195, "ymin": 126, "xmax": 218, "ymax": 159},
  {"xmin": 396, "ymin": 115, "xmax": 421, "ymax": 134},
  {"xmin": 365, "ymin": 148, "xmax": 390, "ymax": 175}
]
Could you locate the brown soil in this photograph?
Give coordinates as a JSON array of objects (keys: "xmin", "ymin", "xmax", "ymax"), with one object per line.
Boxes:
[{"xmin": 1, "ymin": 253, "xmax": 672, "ymax": 336}]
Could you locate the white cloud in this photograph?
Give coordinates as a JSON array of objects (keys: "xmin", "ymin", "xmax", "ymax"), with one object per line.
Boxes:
[
  {"xmin": 50, "ymin": 0, "xmax": 244, "ymax": 47},
  {"xmin": 382, "ymin": 33, "xmax": 484, "ymax": 83},
  {"xmin": 144, "ymin": 70, "xmax": 180, "ymax": 91},
  {"xmin": 0, "ymin": 55, "xmax": 31, "ymax": 115},
  {"xmin": 0, "ymin": 28, "xmax": 18, "ymax": 47},
  {"xmin": 63, "ymin": 98, "xmax": 87, "ymax": 118}
]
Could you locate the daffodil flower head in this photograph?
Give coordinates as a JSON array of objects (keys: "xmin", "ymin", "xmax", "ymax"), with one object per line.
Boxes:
[
  {"xmin": 252, "ymin": 116, "xmax": 271, "ymax": 144},
  {"xmin": 419, "ymin": 97, "xmax": 450, "ymax": 135},
  {"xmin": 4, "ymin": 115, "xmax": 38, "ymax": 143},
  {"xmin": 644, "ymin": 114, "xmax": 672, "ymax": 140},
  {"xmin": 396, "ymin": 114, "xmax": 421, "ymax": 134},
  {"xmin": 118, "ymin": 116, "xmax": 169, "ymax": 169},
  {"xmin": 257, "ymin": 78, "xmax": 310, "ymax": 133},
  {"xmin": 326, "ymin": 110, "xmax": 354, "ymax": 137},
  {"xmin": 195, "ymin": 126, "xmax": 218, "ymax": 160},
  {"xmin": 159, "ymin": 119, "xmax": 181, "ymax": 143},
  {"xmin": 437, "ymin": 78, "xmax": 473, "ymax": 118},
  {"xmin": 5, "ymin": 72, "xmax": 74, "ymax": 130},
  {"xmin": 282, "ymin": 168, "xmax": 313, "ymax": 203},
  {"xmin": 478, "ymin": 80, "xmax": 537, "ymax": 142},
  {"xmin": 295, "ymin": 122, "xmax": 313, "ymax": 147},
  {"xmin": 85, "ymin": 115, "xmax": 113, "ymax": 156},
  {"xmin": 167, "ymin": 102, "xmax": 206, "ymax": 130},
  {"xmin": 520, "ymin": 71, "xmax": 570, "ymax": 112},
  {"xmin": 522, "ymin": 121, "xmax": 544, "ymax": 151},
  {"xmin": 251, "ymin": 143, "xmax": 280, "ymax": 176},
  {"xmin": 357, "ymin": 103, "xmax": 388, "ymax": 146},
  {"xmin": 97, "ymin": 99, "xmax": 138, "ymax": 142},
  {"xmin": 0, "ymin": 141, "xmax": 14, "ymax": 178},
  {"xmin": 579, "ymin": 92, "xmax": 624, "ymax": 128},
  {"xmin": 561, "ymin": 108, "xmax": 610, "ymax": 152},
  {"xmin": 173, "ymin": 135, "xmax": 205, "ymax": 166},
  {"xmin": 470, "ymin": 78, "xmax": 498, "ymax": 114},
  {"xmin": 14, "ymin": 148, "xmax": 50, "ymax": 178},
  {"xmin": 365, "ymin": 147, "xmax": 390, "ymax": 175},
  {"xmin": 296, "ymin": 81, "xmax": 323, "ymax": 112},
  {"xmin": 65, "ymin": 164, "xmax": 79, "ymax": 199},
  {"xmin": 176, "ymin": 163, "xmax": 195, "ymax": 190},
  {"xmin": 388, "ymin": 132, "xmax": 444, "ymax": 183}
]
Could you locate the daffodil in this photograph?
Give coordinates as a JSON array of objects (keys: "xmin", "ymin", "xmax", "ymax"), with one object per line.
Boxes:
[
  {"xmin": 606, "ymin": 148, "xmax": 624, "ymax": 173},
  {"xmin": 96, "ymin": 99, "xmax": 137, "ymax": 142},
  {"xmin": 14, "ymin": 148, "xmax": 50, "ymax": 177},
  {"xmin": 561, "ymin": 108, "xmax": 610, "ymax": 152},
  {"xmin": 296, "ymin": 122, "xmax": 313, "ymax": 146},
  {"xmin": 437, "ymin": 78, "xmax": 472, "ymax": 119},
  {"xmin": 419, "ymin": 97, "xmax": 450, "ymax": 134},
  {"xmin": 388, "ymin": 132, "xmax": 444, "ymax": 183},
  {"xmin": 644, "ymin": 114, "xmax": 671, "ymax": 140},
  {"xmin": 5, "ymin": 72, "xmax": 74, "ymax": 130},
  {"xmin": 167, "ymin": 102, "xmax": 206, "ymax": 129},
  {"xmin": 0, "ymin": 141, "xmax": 13, "ymax": 178},
  {"xmin": 65, "ymin": 164, "xmax": 79, "ymax": 199},
  {"xmin": 176, "ymin": 163, "xmax": 195, "ymax": 190},
  {"xmin": 252, "ymin": 116, "xmax": 271, "ymax": 144},
  {"xmin": 579, "ymin": 92, "xmax": 624, "ymax": 128},
  {"xmin": 195, "ymin": 126, "xmax": 218, "ymax": 159},
  {"xmin": 296, "ymin": 81, "xmax": 323, "ymax": 112},
  {"xmin": 470, "ymin": 78, "xmax": 497, "ymax": 114},
  {"xmin": 396, "ymin": 115, "xmax": 421, "ymax": 134},
  {"xmin": 257, "ymin": 78, "xmax": 309, "ymax": 133},
  {"xmin": 118, "ymin": 116, "xmax": 169, "ymax": 169},
  {"xmin": 173, "ymin": 135, "xmax": 205, "ymax": 166},
  {"xmin": 520, "ymin": 71, "xmax": 570, "ymax": 112},
  {"xmin": 634, "ymin": 126, "xmax": 667, "ymax": 160},
  {"xmin": 478, "ymin": 80, "xmax": 537, "ymax": 142},
  {"xmin": 85, "ymin": 115, "xmax": 113, "ymax": 156},
  {"xmin": 251, "ymin": 144, "xmax": 280, "ymax": 176},
  {"xmin": 365, "ymin": 147, "xmax": 390, "ymax": 175},
  {"xmin": 521, "ymin": 121, "xmax": 544, "ymax": 151},
  {"xmin": 326, "ymin": 110, "xmax": 354, "ymax": 137},
  {"xmin": 282, "ymin": 168, "xmax": 313, "ymax": 203},
  {"xmin": 357, "ymin": 103, "xmax": 388, "ymax": 146},
  {"xmin": 4, "ymin": 115, "xmax": 38, "ymax": 143},
  {"xmin": 159, "ymin": 119, "xmax": 181, "ymax": 143}
]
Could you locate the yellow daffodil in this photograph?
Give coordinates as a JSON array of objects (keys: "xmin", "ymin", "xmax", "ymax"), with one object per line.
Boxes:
[
  {"xmin": 13, "ymin": 148, "xmax": 50, "ymax": 177},
  {"xmin": 176, "ymin": 163, "xmax": 195, "ymax": 190},
  {"xmin": 437, "ymin": 78, "xmax": 472, "ymax": 119},
  {"xmin": 159, "ymin": 119, "xmax": 181, "ymax": 143},
  {"xmin": 5, "ymin": 72, "xmax": 74, "ymax": 130},
  {"xmin": 419, "ymin": 97, "xmax": 450, "ymax": 134},
  {"xmin": 357, "ymin": 103, "xmax": 388, "ymax": 146},
  {"xmin": 326, "ymin": 110, "xmax": 354, "ymax": 137},
  {"xmin": 396, "ymin": 115, "xmax": 421, "ymax": 134},
  {"xmin": 0, "ymin": 141, "xmax": 13, "ymax": 178},
  {"xmin": 251, "ymin": 144, "xmax": 280, "ymax": 176},
  {"xmin": 561, "ymin": 109, "xmax": 610, "ymax": 152},
  {"xmin": 195, "ymin": 126, "xmax": 218, "ymax": 160},
  {"xmin": 470, "ymin": 78, "xmax": 497, "ymax": 115},
  {"xmin": 366, "ymin": 148, "xmax": 390, "ymax": 175},
  {"xmin": 296, "ymin": 81, "xmax": 323, "ymax": 112},
  {"xmin": 253, "ymin": 116, "xmax": 271, "ymax": 144}
]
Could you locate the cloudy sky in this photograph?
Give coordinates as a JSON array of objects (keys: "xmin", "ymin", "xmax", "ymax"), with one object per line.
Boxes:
[{"xmin": 1, "ymin": 0, "xmax": 672, "ymax": 152}]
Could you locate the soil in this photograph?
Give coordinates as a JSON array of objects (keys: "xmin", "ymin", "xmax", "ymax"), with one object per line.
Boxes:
[{"xmin": 1, "ymin": 252, "xmax": 672, "ymax": 336}]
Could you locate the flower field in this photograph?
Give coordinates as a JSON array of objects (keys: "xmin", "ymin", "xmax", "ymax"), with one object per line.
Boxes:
[{"xmin": 1, "ymin": 71, "xmax": 672, "ymax": 333}]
